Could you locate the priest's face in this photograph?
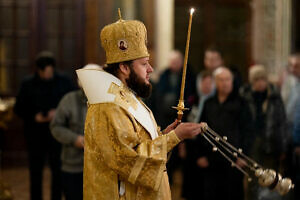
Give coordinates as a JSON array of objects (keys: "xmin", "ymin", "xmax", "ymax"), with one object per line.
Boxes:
[{"xmin": 126, "ymin": 57, "xmax": 153, "ymax": 98}]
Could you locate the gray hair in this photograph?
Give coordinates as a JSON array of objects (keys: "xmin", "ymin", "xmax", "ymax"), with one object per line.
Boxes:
[{"xmin": 213, "ymin": 66, "xmax": 232, "ymax": 79}]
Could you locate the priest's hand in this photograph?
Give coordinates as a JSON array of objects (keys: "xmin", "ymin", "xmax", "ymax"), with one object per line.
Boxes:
[
  {"xmin": 175, "ymin": 122, "xmax": 207, "ymax": 140},
  {"xmin": 163, "ymin": 119, "xmax": 179, "ymax": 134}
]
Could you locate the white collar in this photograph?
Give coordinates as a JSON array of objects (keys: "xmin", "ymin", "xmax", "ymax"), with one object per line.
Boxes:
[{"xmin": 76, "ymin": 69, "xmax": 158, "ymax": 139}]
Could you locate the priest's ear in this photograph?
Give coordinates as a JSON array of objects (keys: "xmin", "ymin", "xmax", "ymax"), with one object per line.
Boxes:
[{"xmin": 119, "ymin": 61, "xmax": 132, "ymax": 77}]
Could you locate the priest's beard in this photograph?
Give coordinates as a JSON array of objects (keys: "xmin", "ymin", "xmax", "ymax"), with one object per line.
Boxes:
[{"xmin": 126, "ymin": 69, "xmax": 152, "ymax": 99}]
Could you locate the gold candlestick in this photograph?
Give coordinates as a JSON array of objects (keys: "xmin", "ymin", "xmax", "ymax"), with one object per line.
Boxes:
[{"xmin": 172, "ymin": 8, "xmax": 195, "ymax": 122}]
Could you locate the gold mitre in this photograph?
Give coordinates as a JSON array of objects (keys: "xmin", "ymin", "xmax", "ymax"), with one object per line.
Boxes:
[{"xmin": 100, "ymin": 10, "xmax": 149, "ymax": 64}]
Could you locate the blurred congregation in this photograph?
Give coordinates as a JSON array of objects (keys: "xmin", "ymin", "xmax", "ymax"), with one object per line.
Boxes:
[{"xmin": 0, "ymin": 0, "xmax": 300, "ymax": 200}]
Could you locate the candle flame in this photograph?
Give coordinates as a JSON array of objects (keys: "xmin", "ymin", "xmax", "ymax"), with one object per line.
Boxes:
[{"xmin": 190, "ymin": 8, "xmax": 195, "ymax": 15}]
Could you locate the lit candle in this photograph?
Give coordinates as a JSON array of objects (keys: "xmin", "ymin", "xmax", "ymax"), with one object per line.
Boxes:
[
  {"xmin": 179, "ymin": 8, "xmax": 194, "ymax": 101},
  {"xmin": 173, "ymin": 8, "xmax": 195, "ymax": 121}
]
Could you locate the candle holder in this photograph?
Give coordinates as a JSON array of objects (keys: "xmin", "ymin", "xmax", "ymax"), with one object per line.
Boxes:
[{"xmin": 173, "ymin": 8, "xmax": 195, "ymax": 122}]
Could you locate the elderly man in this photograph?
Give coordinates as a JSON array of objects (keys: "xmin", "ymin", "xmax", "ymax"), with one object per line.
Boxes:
[
  {"xmin": 195, "ymin": 67, "xmax": 253, "ymax": 200},
  {"xmin": 76, "ymin": 16, "xmax": 206, "ymax": 200}
]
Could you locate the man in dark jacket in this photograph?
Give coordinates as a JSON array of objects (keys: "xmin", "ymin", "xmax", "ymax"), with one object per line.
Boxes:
[
  {"xmin": 196, "ymin": 67, "xmax": 253, "ymax": 200},
  {"xmin": 14, "ymin": 51, "xmax": 74, "ymax": 200}
]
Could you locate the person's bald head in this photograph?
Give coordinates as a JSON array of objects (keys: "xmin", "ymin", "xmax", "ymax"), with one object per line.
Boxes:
[
  {"xmin": 213, "ymin": 67, "xmax": 233, "ymax": 96},
  {"xmin": 168, "ymin": 50, "xmax": 183, "ymax": 72}
]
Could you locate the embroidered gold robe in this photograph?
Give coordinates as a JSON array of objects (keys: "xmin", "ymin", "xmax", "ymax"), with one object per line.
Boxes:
[
  {"xmin": 83, "ymin": 103, "xmax": 180, "ymax": 200},
  {"xmin": 77, "ymin": 68, "xmax": 181, "ymax": 199}
]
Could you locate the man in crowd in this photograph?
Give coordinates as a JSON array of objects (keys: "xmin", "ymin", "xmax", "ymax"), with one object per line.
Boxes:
[
  {"xmin": 77, "ymin": 17, "xmax": 206, "ymax": 200},
  {"xmin": 204, "ymin": 47, "xmax": 224, "ymax": 72},
  {"xmin": 196, "ymin": 67, "xmax": 253, "ymax": 200},
  {"xmin": 14, "ymin": 51, "xmax": 74, "ymax": 200},
  {"xmin": 204, "ymin": 47, "xmax": 242, "ymax": 94},
  {"xmin": 240, "ymin": 65, "xmax": 288, "ymax": 200}
]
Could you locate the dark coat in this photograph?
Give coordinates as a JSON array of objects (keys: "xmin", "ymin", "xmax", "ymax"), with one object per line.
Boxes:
[
  {"xmin": 14, "ymin": 72, "xmax": 74, "ymax": 140},
  {"xmin": 240, "ymin": 84, "xmax": 288, "ymax": 167},
  {"xmin": 181, "ymin": 92, "xmax": 254, "ymax": 200},
  {"xmin": 198, "ymin": 92, "xmax": 254, "ymax": 165}
]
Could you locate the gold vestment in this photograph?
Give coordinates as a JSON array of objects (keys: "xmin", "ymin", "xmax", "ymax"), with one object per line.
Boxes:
[{"xmin": 83, "ymin": 102, "xmax": 180, "ymax": 200}]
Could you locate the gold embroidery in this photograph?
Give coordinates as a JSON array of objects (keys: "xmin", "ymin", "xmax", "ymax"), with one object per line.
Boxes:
[
  {"xmin": 128, "ymin": 155, "xmax": 147, "ymax": 184},
  {"xmin": 154, "ymin": 163, "xmax": 166, "ymax": 191},
  {"xmin": 84, "ymin": 103, "xmax": 181, "ymax": 199},
  {"xmin": 108, "ymin": 82, "xmax": 138, "ymax": 110}
]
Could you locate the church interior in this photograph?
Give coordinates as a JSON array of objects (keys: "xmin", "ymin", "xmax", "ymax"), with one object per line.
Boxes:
[{"xmin": 1, "ymin": 0, "xmax": 300, "ymax": 199}]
